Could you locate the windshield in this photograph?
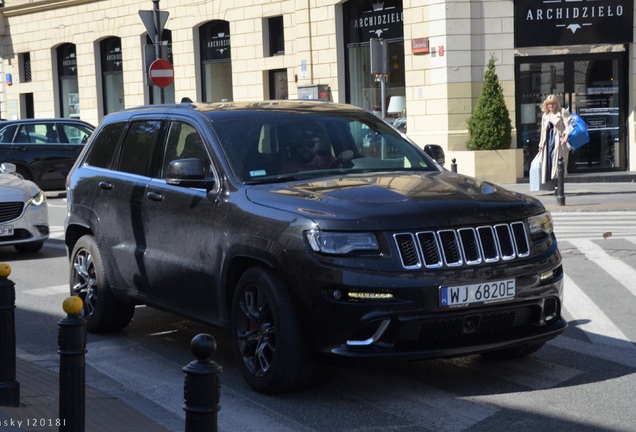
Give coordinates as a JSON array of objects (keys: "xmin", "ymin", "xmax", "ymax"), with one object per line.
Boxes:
[{"xmin": 209, "ymin": 111, "xmax": 439, "ymax": 183}]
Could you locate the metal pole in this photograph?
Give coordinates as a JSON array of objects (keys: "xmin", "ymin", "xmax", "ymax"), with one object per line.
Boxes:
[
  {"xmin": 152, "ymin": 0, "xmax": 165, "ymax": 104},
  {"xmin": 0, "ymin": 263, "xmax": 19, "ymax": 407},
  {"xmin": 556, "ymin": 156, "xmax": 565, "ymax": 206},
  {"xmin": 184, "ymin": 334, "xmax": 222, "ymax": 432},
  {"xmin": 58, "ymin": 297, "xmax": 86, "ymax": 432}
]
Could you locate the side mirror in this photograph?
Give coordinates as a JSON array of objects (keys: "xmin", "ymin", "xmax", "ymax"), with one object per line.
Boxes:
[
  {"xmin": 0, "ymin": 162, "xmax": 17, "ymax": 175},
  {"xmin": 424, "ymin": 144, "xmax": 446, "ymax": 167},
  {"xmin": 166, "ymin": 158, "xmax": 214, "ymax": 189}
]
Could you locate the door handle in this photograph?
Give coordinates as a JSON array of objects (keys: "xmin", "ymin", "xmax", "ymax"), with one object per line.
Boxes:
[
  {"xmin": 98, "ymin": 181, "xmax": 113, "ymax": 190},
  {"xmin": 146, "ymin": 191, "xmax": 164, "ymax": 202}
]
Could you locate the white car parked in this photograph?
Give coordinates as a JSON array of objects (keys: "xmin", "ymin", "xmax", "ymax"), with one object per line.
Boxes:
[{"xmin": 0, "ymin": 162, "xmax": 49, "ymax": 253}]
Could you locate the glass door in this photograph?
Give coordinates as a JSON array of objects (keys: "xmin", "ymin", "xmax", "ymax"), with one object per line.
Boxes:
[
  {"xmin": 569, "ymin": 57, "xmax": 622, "ymax": 171},
  {"xmin": 515, "ymin": 52, "xmax": 626, "ymax": 175}
]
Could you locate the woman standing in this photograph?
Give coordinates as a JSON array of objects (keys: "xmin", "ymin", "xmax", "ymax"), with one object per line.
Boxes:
[{"xmin": 538, "ymin": 94, "xmax": 571, "ymax": 191}]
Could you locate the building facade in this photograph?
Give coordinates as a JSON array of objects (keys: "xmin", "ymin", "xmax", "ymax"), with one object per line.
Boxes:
[{"xmin": 1, "ymin": 0, "xmax": 634, "ymax": 181}]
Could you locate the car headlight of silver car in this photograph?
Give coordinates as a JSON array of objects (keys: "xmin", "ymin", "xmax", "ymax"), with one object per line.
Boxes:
[
  {"xmin": 528, "ymin": 212, "xmax": 553, "ymax": 236},
  {"xmin": 28, "ymin": 190, "xmax": 46, "ymax": 207},
  {"xmin": 305, "ymin": 230, "xmax": 380, "ymax": 255}
]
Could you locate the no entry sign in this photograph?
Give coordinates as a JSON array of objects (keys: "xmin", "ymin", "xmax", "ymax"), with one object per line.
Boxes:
[{"xmin": 149, "ymin": 59, "xmax": 174, "ymax": 88}]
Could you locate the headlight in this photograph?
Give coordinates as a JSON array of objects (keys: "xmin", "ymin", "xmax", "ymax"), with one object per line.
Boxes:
[
  {"xmin": 528, "ymin": 212, "xmax": 553, "ymax": 235},
  {"xmin": 29, "ymin": 191, "xmax": 46, "ymax": 206},
  {"xmin": 305, "ymin": 230, "xmax": 380, "ymax": 255}
]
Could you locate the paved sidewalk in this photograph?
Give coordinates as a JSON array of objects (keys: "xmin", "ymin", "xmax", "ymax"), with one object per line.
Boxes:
[
  {"xmin": 0, "ymin": 352, "xmax": 181, "ymax": 432},
  {"xmin": 502, "ymin": 181, "xmax": 636, "ymax": 212}
]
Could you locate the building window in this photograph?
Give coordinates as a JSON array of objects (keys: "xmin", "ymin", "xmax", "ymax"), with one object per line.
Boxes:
[
  {"xmin": 56, "ymin": 44, "xmax": 79, "ymax": 118},
  {"xmin": 19, "ymin": 52, "xmax": 31, "ymax": 83},
  {"xmin": 200, "ymin": 20, "xmax": 233, "ymax": 102},
  {"xmin": 100, "ymin": 37, "xmax": 125, "ymax": 115},
  {"xmin": 144, "ymin": 30, "xmax": 175, "ymax": 104},
  {"xmin": 265, "ymin": 16, "xmax": 284, "ymax": 56}
]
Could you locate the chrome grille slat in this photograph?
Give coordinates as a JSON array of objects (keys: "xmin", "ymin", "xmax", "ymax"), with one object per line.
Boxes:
[{"xmin": 395, "ymin": 221, "xmax": 531, "ymax": 270}]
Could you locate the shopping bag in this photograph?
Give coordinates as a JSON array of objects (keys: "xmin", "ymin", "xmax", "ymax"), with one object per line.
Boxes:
[
  {"xmin": 529, "ymin": 152, "xmax": 542, "ymax": 192},
  {"xmin": 568, "ymin": 113, "xmax": 590, "ymax": 150}
]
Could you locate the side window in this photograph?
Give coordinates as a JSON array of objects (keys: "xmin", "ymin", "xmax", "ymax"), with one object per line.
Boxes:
[
  {"xmin": 62, "ymin": 123, "xmax": 93, "ymax": 144},
  {"xmin": 84, "ymin": 122, "xmax": 126, "ymax": 169},
  {"xmin": 162, "ymin": 122, "xmax": 210, "ymax": 178},
  {"xmin": 0, "ymin": 125, "xmax": 18, "ymax": 143},
  {"xmin": 119, "ymin": 120, "xmax": 162, "ymax": 176}
]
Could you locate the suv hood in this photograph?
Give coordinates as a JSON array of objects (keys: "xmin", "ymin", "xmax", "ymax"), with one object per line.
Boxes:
[
  {"xmin": 245, "ymin": 172, "xmax": 543, "ymax": 229},
  {"xmin": 0, "ymin": 174, "xmax": 40, "ymax": 201}
]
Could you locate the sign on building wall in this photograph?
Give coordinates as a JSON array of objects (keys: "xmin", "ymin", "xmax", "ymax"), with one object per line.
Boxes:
[
  {"xmin": 344, "ymin": 0, "xmax": 403, "ymax": 44},
  {"xmin": 202, "ymin": 21, "xmax": 231, "ymax": 61},
  {"xmin": 515, "ymin": 0, "xmax": 634, "ymax": 48}
]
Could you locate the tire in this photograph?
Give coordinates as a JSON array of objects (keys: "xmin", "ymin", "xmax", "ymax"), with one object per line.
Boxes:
[
  {"xmin": 231, "ymin": 267, "xmax": 316, "ymax": 394},
  {"xmin": 480, "ymin": 342, "xmax": 545, "ymax": 360},
  {"xmin": 14, "ymin": 241, "xmax": 45, "ymax": 253},
  {"xmin": 69, "ymin": 235, "xmax": 135, "ymax": 333}
]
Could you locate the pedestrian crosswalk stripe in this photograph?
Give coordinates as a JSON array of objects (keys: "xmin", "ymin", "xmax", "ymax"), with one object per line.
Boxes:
[
  {"xmin": 563, "ymin": 274, "xmax": 635, "ymax": 351},
  {"xmin": 25, "ymin": 285, "xmax": 69, "ymax": 296},
  {"xmin": 568, "ymin": 238, "xmax": 636, "ymax": 298}
]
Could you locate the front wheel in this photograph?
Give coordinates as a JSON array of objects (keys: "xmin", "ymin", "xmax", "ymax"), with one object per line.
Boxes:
[
  {"xmin": 231, "ymin": 267, "xmax": 316, "ymax": 394},
  {"xmin": 69, "ymin": 235, "xmax": 135, "ymax": 333}
]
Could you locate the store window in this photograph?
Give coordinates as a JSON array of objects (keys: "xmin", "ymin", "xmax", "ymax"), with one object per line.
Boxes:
[
  {"xmin": 56, "ymin": 43, "xmax": 79, "ymax": 118},
  {"xmin": 343, "ymin": 0, "xmax": 405, "ymax": 118},
  {"xmin": 100, "ymin": 37, "xmax": 125, "ymax": 115},
  {"xmin": 145, "ymin": 30, "xmax": 175, "ymax": 104},
  {"xmin": 200, "ymin": 20, "xmax": 233, "ymax": 102}
]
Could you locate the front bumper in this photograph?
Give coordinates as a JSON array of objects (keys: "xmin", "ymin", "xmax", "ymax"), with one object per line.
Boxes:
[
  {"xmin": 291, "ymin": 246, "xmax": 565, "ymax": 363},
  {"xmin": 0, "ymin": 202, "xmax": 49, "ymax": 247}
]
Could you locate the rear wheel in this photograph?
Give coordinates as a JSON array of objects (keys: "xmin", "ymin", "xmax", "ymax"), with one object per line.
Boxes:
[
  {"xmin": 480, "ymin": 342, "xmax": 545, "ymax": 360},
  {"xmin": 231, "ymin": 267, "xmax": 316, "ymax": 394},
  {"xmin": 69, "ymin": 235, "xmax": 134, "ymax": 333}
]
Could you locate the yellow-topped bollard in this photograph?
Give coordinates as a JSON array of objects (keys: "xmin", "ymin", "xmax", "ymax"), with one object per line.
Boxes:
[
  {"xmin": 59, "ymin": 297, "xmax": 87, "ymax": 431},
  {"xmin": 0, "ymin": 262, "xmax": 19, "ymax": 407},
  {"xmin": 0, "ymin": 263, "xmax": 11, "ymax": 278},
  {"xmin": 63, "ymin": 296, "xmax": 83, "ymax": 316}
]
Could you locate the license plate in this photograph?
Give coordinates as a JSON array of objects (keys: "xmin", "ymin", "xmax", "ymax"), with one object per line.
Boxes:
[
  {"xmin": 0, "ymin": 225, "xmax": 14, "ymax": 237},
  {"xmin": 440, "ymin": 279, "xmax": 516, "ymax": 308}
]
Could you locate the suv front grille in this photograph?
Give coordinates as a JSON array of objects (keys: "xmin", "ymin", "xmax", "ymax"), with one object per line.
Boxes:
[
  {"xmin": 0, "ymin": 202, "xmax": 24, "ymax": 223},
  {"xmin": 394, "ymin": 222, "xmax": 530, "ymax": 269}
]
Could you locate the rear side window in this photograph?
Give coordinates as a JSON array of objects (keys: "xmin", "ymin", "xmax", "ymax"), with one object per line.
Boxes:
[
  {"xmin": 85, "ymin": 122, "xmax": 126, "ymax": 169},
  {"xmin": 118, "ymin": 120, "xmax": 162, "ymax": 176}
]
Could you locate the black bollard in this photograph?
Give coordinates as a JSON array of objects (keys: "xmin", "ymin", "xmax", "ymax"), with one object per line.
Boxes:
[
  {"xmin": 58, "ymin": 296, "xmax": 86, "ymax": 432},
  {"xmin": 451, "ymin": 158, "xmax": 457, "ymax": 173},
  {"xmin": 556, "ymin": 156, "xmax": 565, "ymax": 206},
  {"xmin": 183, "ymin": 333, "xmax": 222, "ymax": 432},
  {"xmin": 0, "ymin": 263, "xmax": 19, "ymax": 407}
]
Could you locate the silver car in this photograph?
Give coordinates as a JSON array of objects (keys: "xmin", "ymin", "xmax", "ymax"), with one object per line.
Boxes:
[{"xmin": 0, "ymin": 162, "xmax": 49, "ymax": 253}]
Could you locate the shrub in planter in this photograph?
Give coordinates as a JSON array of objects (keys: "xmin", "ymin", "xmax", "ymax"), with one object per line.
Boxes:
[{"xmin": 466, "ymin": 54, "xmax": 512, "ymax": 151}]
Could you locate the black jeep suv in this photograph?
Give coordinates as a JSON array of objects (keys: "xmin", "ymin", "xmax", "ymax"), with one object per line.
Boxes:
[{"xmin": 64, "ymin": 101, "xmax": 566, "ymax": 394}]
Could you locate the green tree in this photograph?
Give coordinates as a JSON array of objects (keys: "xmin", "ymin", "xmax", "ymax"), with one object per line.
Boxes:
[{"xmin": 466, "ymin": 54, "xmax": 512, "ymax": 150}]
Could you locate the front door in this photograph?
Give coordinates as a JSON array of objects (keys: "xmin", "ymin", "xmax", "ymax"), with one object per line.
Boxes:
[{"xmin": 515, "ymin": 52, "xmax": 627, "ymax": 174}]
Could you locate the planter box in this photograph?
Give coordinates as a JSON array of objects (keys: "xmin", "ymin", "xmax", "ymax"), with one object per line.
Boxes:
[{"xmin": 446, "ymin": 149, "xmax": 524, "ymax": 184}]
